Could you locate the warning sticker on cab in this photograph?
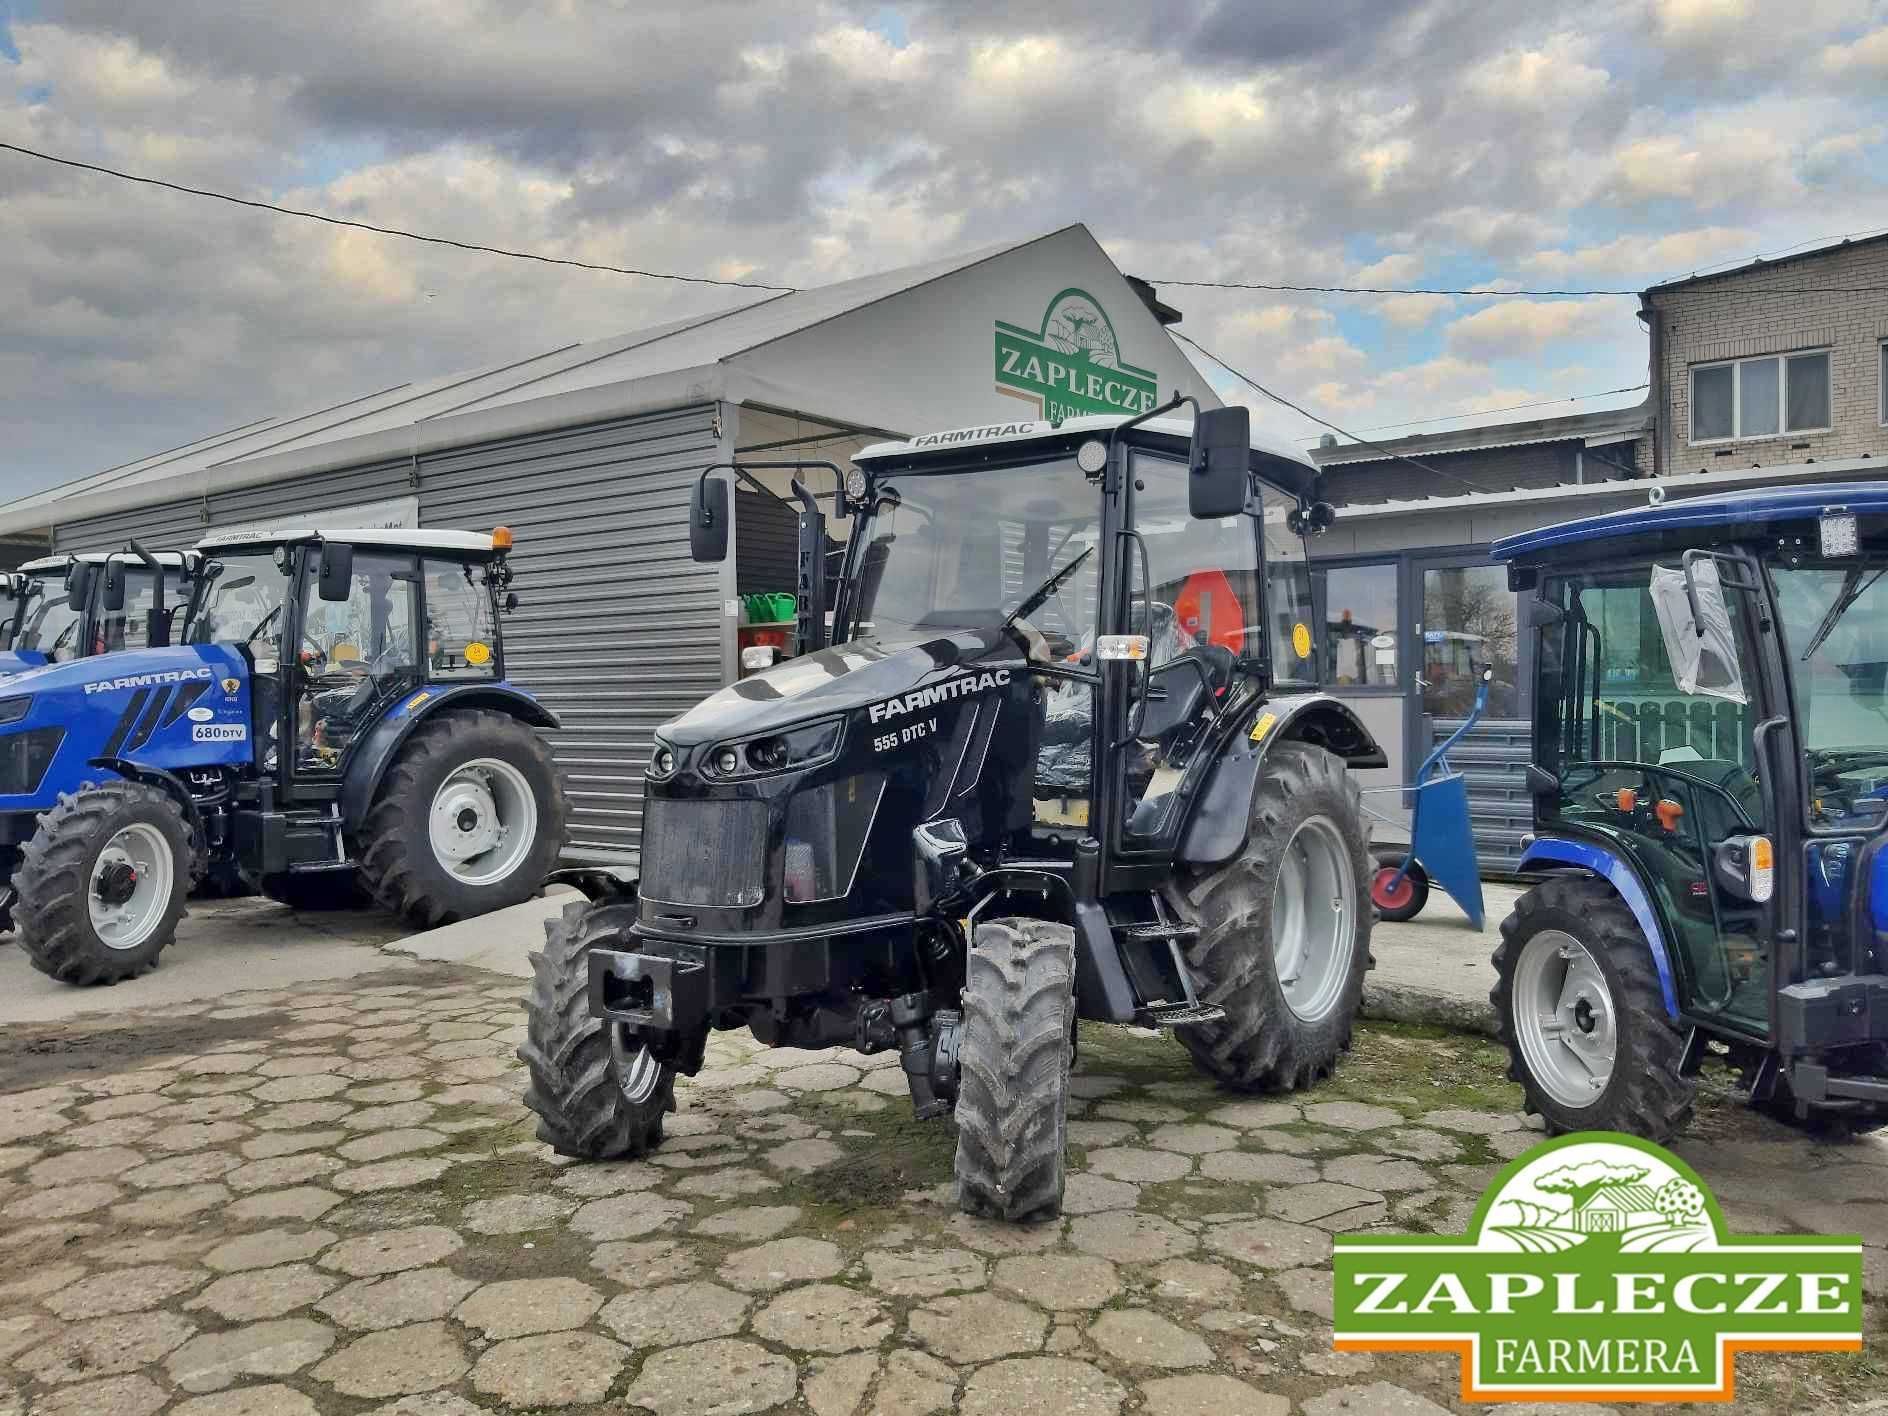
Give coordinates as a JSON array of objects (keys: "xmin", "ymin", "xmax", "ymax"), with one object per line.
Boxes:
[
  {"xmin": 1249, "ymin": 711, "xmax": 1278, "ymax": 743},
  {"xmin": 192, "ymin": 723, "xmax": 247, "ymax": 743},
  {"xmin": 464, "ymin": 641, "xmax": 491, "ymax": 666}
]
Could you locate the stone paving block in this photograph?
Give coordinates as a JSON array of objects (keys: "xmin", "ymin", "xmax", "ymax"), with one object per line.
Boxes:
[
  {"xmin": 227, "ymin": 1186, "xmax": 343, "ymax": 1222},
  {"xmin": 763, "ymin": 1136, "xmax": 845, "ymax": 1171},
  {"xmin": 804, "ymin": 1351, "xmax": 877, "ymax": 1416},
  {"xmin": 1089, "ymin": 1310, "xmax": 1214, "ymax": 1368},
  {"xmin": 454, "ymin": 1276, "xmax": 602, "ymax": 1338},
  {"xmin": 170, "ymin": 1385, "xmax": 323, "ymax": 1416},
  {"xmin": 187, "ymin": 1263, "xmax": 341, "ymax": 1321},
  {"xmin": 908, "ymin": 1293, "xmax": 1046, "ymax": 1363},
  {"xmin": 4, "ymin": 1179, "xmax": 120, "ymax": 1220},
  {"xmin": 1147, "ymin": 1123, "xmax": 1240, "ymax": 1154},
  {"xmin": 1199, "ymin": 1150, "xmax": 1320, "ymax": 1186},
  {"xmin": 250, "ymin": 1102, "xmax": 353, "ymax": 1130},
  {"xmin": 993, "ymin": 1253, "xmax": 1121, "ymax": 1309},
  {"xmin": 470, "ymin": 1330, "xmax": 628, "ymax": 1406},
  {"xmin": 1147, "ymin": 1257, "xmax": 1244, "ymax": 1305},
  {"xmin": 1268, "ymin": 1181, "xmax": 1387, "ymax": 1227},
  {"xmin": 1062, "ymin": 1171, "xmax": 1140, "ymax": 1215},
  {"xmin": 1419, "ymin": 1109, "xmax": 1525, "ymax": 1135},
  {"xmin": 317, "ymin": 1267, "xmax": 480, "ymax": 1330},
  {"xmin": 1300, "ymin": 1382, "xmax": 1452, "ymax": 1415},
  {"xmin": 1068, "ymin": 1211, "xmax": 1195, "ymax": 1263},
  {"xmin": 43, "ymin": 1263, "xmax": 206, "ymax": 1319},
  {"xmin": 27, "ymin": 1373, "xmax": 169, "ymax": 1416},
  {"xmin": 312, "ymin": 1321, "xmax": 470, "ymax": 1398},
  {"xmin": 333, "ymin": 1156, "xmax": 454, "ymax": 1192},
  {"xmin": 226, "ymin": 1154, "xmax": 345, "ymax": 1192},
  {"xmin": 460, "ymin": 1191, "xmax": 576, "ymax": 1233},
  {"xmin": 205, "ymin": 1226, "xmax": 336, "ymax": 1272},
  {"xmin": 164, "ymin": 1318, "xmax": 336, "ymax": 1393},
  {"xmin": 754, "ymin": 1281, "xmax": 890, "ymax": 1352},
  {"xmin": 694, "ymin": 1203, "xmax": 802, "ymax": 1241},
  {"xmin": 568, "ymin": 1190, "xmax": 692, "ymax": 1239},
  {"xmin": 320, "ymin": 1226, "xmax": 464, "ymax": 1276},
  {"xmin": 113, "ymin": 1182, "xmax": 232, "ymax": 1224},
  {"xmin": 336, "ymin": 1127, "xmax": 447, "ymax": 1163},
  {"xmin": 1273, "ymin": 1265, "xmax": 1335, "ymax": 1319},
  {"xmin": 624, "ymin": 1337, "xmax": 798, "ymax": 1416},
  {"xmin": 960, "ymin": 1357, "xmax": 1124, "ymax": 1416},
  {"xmin": 1086, "ymin": 1146, "xmax": 1192, "ymax": 1183},
  {"xmin": 599, "ymin": 1279, "xmax": 750, "ymax": 1348},
  {"xmin": 1141, "ymin": 1374, "xmax": 1291, "ymax": 1416},
  {"xmin": 27, "ymin": 1145, "xmax": 144, "ymax": 1185},
  {"xmin": 1301, "ymin": 1102, "xmax": 1403, "ymax": 1131},
  {"xmin": 718, "ymin": 1235, "xmax": 844, "ymax": 1291},
  {"xmin": 863, "ymin": 1246, "xmax": 988, "ymax": 1297},
  {"xmin": 1204, "ymin": 1217, "xmax": 1332, "ymax": 1270},
  {"xmin": 123, "ymin": 1151, "xmax": 244, "ymax": 1188},
  {"xmin": 589, "ymin": 1238, "xmax": 699, "ymax": 1286}
]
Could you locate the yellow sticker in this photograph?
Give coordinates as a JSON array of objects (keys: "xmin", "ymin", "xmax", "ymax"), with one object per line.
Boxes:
[
  {"xmin": 405, "ymin": 691, "xmax": 432, "ymax": 713},
  {"xmin": 1250, "ymin": 711, "xmax": 1278, "ymax": 742},
  {"xmin": 464, "ymin": 641, "xmax": 492, "ymax": 666},
  {"xmin": 1291, "ymin": 622, "xmax": 1312, "ymax": 659}
]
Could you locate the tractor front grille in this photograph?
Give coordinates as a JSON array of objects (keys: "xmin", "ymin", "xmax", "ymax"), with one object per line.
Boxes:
[{"xmin": 639, "ymin": 797, "xmax": 767, "ymax": 908}]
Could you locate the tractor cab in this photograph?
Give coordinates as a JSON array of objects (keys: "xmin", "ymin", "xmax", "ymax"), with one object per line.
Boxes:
[
  {"xmin": 1492, "ymin": 482, "xmax": 1888, "ymax": 1136},
  {"xmin": 0, "ymin": 547, "xmax": 198, "ymax": 676}
]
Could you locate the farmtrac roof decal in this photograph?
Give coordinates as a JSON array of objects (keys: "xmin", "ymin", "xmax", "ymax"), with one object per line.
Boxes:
[{"xmin": 995, "ymin": 288, "xmax": 1158, "ymax": 423}]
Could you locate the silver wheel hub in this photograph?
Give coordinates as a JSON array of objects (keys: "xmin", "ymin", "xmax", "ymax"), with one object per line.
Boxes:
[
  {"xmin": 610, "ymin": 1026, "xmax": 662, "ymax": 1106},
  {"xmin": 1271, "ymin": 814, "xmax": 1357, "ymax": 1024},
  {"xmin": 89, "ymin": 822, "xmax": 173, "ymax": 952},
  {"xmin": 1512, "ymin": 928, "xmax": 1617, "ymax": 1108},
  {"xmin": 428, "ymin": 758, "xmax": 538, "ymax": 887}
]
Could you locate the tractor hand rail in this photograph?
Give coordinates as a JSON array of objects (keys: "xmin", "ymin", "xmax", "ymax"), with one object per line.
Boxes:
[{"xmin": 1412, "ymin": 666, "xmax": 1492, "ymax": 788}]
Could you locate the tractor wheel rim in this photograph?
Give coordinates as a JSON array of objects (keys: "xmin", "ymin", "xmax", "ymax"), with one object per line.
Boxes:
[
  {"xmin": 1271, "ymin": 814, "xmax": 1356, "ymax": 1023},
  {"xmin": 1371, "ymin": 867, "xmax": 1413, "ymax": 910},
  {"xmin": 610, "ymin": 1026, "xmax": 662, "ymax": 1105},
  {"xmin": 429, "ymin": 758, "xmax": 538, "ymax": 887},
  {"xmin": 89, "ymin": 823, "xmax": 173, "ymax": 951},
  {"xmin": 1513, "ymin": 928, "xmax": 1617, "ymax": 1108}
]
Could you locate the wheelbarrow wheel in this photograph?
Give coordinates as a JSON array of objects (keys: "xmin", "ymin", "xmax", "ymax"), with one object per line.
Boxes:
[{"xmin": 1370, "ymin": 852, "xmax": 1429, "ymax": 922}]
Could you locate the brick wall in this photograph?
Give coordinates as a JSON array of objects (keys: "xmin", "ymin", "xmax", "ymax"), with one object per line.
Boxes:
[{"xmin": 1652, "ymin": 239, "xmax": 1888, "ymax": 476}]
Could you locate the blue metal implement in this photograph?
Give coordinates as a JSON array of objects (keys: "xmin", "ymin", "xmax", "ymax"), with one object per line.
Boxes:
[{"xmin": 1380, "ymin": 667, "xmax": 1490, "ymax": 930}]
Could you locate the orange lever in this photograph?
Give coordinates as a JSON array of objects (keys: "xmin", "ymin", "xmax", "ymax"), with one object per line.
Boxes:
[
  {"xmin": 1615, "ymin": 787, "xmax": 1637, "ymax": 812},
  {"xmin": 1655, "ymin": 799, "xmax": 1684, "ymax": 832}
]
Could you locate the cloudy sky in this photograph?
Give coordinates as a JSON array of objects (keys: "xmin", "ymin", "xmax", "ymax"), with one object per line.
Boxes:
[{"xmin": 3, "ymin": 0, "xmax": 1887, "ymax": 500}]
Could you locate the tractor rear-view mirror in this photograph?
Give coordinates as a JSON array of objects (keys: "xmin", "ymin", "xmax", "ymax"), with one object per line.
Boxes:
[
  {"xmin": 690, "ymin": 477, "xmax": 729, "ymax": 563},
  {"xmin": 317, "ymin": 542, "xmax": 354, "ymax": 602},
  {"xmin": 66, "ymin": 562, "xmax": 95, "ymax": 611},
  {"xmin": 102, "ymin": 561, "xmax": 127, "ymax": 612},
  {"xmin": 1189, "ymin": 406, "xmax": 1250, "ymax": 520}
]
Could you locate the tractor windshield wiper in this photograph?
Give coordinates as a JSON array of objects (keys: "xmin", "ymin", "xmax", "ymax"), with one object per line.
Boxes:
[
  {"xmin": 1001, "ymin": 545, "xmax": 1095, "ymax": 635},
  {"xmin": 1801, "ymin": 566, "xmax": 1888, "ymax": 661}
]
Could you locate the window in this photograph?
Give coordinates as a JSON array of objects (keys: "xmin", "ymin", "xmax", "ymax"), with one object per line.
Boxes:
[
  {"xmin": 1690, "ymin": 351, "xmax": 1831, "ymax": 443},
  {"xmin": 423, "ymin": 559, "xmax": 498, "ymax": 679},
  {"xmin": 1319, "ymin": 563, "xmax": 1398, "ymax": 688},
  {"xmin": 296, "ymin": 552, "xmax": 420, "ymax": 773}
]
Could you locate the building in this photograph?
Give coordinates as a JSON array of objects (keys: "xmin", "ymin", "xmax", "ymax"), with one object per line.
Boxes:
[
  {"xmin": 1642, "ymin": 231, "xmax": 1888, "ymax": 480},
  {"xmin": 0, "ymin": 225, "xmax": 1218, "ymax": 865},
  {"xmin": 1569, "ymin": 1185, "xmax": 1664, "ymax": 1235}
]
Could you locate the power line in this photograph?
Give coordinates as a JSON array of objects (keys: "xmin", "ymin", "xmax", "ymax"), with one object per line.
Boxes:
[
  {"xmin": 0, "ymin": 141, "xmax": 797, "ymax": 292},
  {"xmin": 1343, "ymin": 382, "xmax": 1649, "ymax": 435},
  {"xmin": 1171, "ymin": 331, "xmax": 1495, "ymax": 495},
  {"xmin": 1151, "ymin": 276, "xmax": 1888, "ymax": 296}
]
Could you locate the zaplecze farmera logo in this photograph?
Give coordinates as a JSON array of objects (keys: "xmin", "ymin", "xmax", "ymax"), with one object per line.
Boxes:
[{"xmin": 1333, "ymin": 1133, "xmax": 1862, "ymax": 1402}]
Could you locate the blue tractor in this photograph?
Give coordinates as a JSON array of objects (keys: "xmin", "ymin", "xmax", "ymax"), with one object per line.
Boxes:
[
  {"xmin": 1490, "ymin": 483, "xmax": 1888, "ymax": 1138},
  {"xmin": 1, "ymin": 547, "xmax": 200, "ymax": 678},
  {"xmin": 0, "ymin": 525, "xmax": 568, "ymax": 984}
]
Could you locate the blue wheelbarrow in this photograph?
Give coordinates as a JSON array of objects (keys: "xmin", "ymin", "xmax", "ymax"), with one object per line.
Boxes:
[{"xmin": 1362, "ymin": 666, "xmax": 1490, "ymax": 930}]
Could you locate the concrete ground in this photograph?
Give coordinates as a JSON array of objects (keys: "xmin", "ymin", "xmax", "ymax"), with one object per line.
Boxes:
[
  {"xmin": 1362, "ymin": 882, "xmax": 1525, "ymax": 1037},
  {"xmin": 2, "ymin": 929, "xmax": 1886, "ymax": 1414}
]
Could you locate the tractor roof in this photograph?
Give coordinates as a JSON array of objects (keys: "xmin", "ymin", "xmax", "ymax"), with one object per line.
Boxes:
[
  {"xmin": 1491, "ymin": 481, "xmax": 1888, "ymax": 562},
  {"xmin": 19, "ymin": 551, "xmax": 195, "ymax": 574},
  {"xmin": 856, "ymin": 415, "xmax": 1321, "ymax": 502},
  {"xmin": 194, "ymin": 527, "xmax": 500, "ymax": 556}
]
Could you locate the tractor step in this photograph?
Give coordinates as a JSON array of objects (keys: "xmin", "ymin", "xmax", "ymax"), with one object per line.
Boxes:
[
  {"xmin": 1113, "ymin": 921, "xmax": 1201, "ymax": 946},
  {"xmin": 285, "ymin": 861, "xmax": 354, "ymax": 875},
  {"xmin": 1135, "ymin": 1002, "xmax": 1226, "ymax": 1028}
]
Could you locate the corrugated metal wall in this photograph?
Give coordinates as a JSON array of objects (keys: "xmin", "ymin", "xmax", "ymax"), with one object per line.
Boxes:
[
  {"xmin": 53, "ymin": 404, "xmax": 725, "ymax": 865},
  {"xmin": 1429, "ymin": 715, "xmax": 1532, "ymax": 875},
  {"xmin": 735, "ymin": 489, "xmax": 800, "ymax": 596}
]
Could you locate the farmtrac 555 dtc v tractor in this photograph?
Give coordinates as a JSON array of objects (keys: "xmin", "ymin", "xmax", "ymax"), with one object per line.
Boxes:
[
  {"xmin": 1491, "ymin": 483, "xmax": 1888, "ymax": 1139},
  {"xmin": 0, "ymin": 546, "xmax": 200, "ymax": 678},
  {"xmin": 522, "ymin": 403, "xmax": 1388, "ymax": 1221},
  {"xmin": 0, "ymin": 525, "xmax": 568, "ymax": 984}
]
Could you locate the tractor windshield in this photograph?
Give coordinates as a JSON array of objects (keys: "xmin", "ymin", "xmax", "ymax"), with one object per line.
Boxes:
[
  {"xmin": 847, "ymin": 458, "xmax": 1101, "ymax": 650},
  {"xmin": 14, "ymin": 574, "xmax": 84, "ymax": 659},
  {"xmin": 191, "ymin": 551, "xmax": 294, "ymax": 649},
  {"xmin": 1772, "ymin": 554, "xmax": 1888, "ymax": 772}
]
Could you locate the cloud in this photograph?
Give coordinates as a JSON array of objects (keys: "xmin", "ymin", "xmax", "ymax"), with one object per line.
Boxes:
[
  {"xmin": 1521, "ymin": 227, "xmax": 1754, "ymax": 281},
  {"xmin": 1376, "ymin": 293, "xmax": 1454, "ymax": 328},
  {"xmin": 1465, "ymin": 33, "xmax": 1609, "ymax": 108},
  {"xmin": 1444, "ymin": 300, "xmax": 1628, "ymax": 359},
  {"xmin": 1820, "ymin": 26, "xmax": 1888, "ymax": 77},
  {"xmin": 1353, "ymin": 253, "xmax": 1421, "ymax": 285}
]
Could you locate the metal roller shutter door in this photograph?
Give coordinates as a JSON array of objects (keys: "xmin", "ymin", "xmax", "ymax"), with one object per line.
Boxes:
[{"xmin": 418, "ymin": 406, "xmax": 724, "ymax": 864}]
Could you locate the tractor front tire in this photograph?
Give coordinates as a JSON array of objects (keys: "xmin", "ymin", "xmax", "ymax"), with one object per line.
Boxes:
[
  {"xmin": 357, "ymin": 708, "xmax": 568, "ymax": 928},
  {"xmin": 1164, "ymin": 742, "xmax": 1372, "ymax": 1093},
  {"xmin": 1491, "ymin": 876, "xmax": 1695, "ymax": 1140},
  {"xmin": 14, "ymin": 780, "xmax": 191, "ymax": 986},
  {"xmin": 519, "ymin": 898, "xmax": 676, "ymax": 1160},
  {"xmin": 954, "ymin": 917, "xmax": 1077, "ymax": 1224}
]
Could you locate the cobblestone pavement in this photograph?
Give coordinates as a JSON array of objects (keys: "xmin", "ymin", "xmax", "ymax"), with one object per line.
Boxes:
[{"xmin": 0, "ymin": 960, "xmax": 1883, "ymax": 1415}]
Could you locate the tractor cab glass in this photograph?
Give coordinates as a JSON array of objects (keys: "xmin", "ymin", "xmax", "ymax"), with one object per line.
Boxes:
[
  {"xmin": 1537, "ymin": 559, "xmax": 1767, "ymax": 1032},
  {"xmin": 294, "ymin": 551, "xmax": 421, "ymax": 774},
  {"xmin": 101, "ymin": 566, "xmax": 194, "ymax": 654},
  {"xmin": 424, "ymin": 559, "xmax": 499, "ymax": 678},
  {"xmin": 14, "ymin": 573, "xmax": 85, "ymax": 660},
  {"xmin": 191, "ymin": 551, "xmax": 296, "ymax": 649}
]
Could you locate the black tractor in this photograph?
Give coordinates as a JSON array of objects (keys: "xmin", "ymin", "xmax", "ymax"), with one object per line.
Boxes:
[{"xmin": 521, "ymin": 403, "xmax": 1387, "ymax": 1221}]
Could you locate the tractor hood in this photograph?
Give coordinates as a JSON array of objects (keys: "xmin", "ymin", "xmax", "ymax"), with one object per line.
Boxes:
[
  {"xmin": 0, "ymin": 642, "xmax": 240, "ymax": 700},
  {"xmin": 659, "ymin": 630, "xmax": 1024, "ymax": 747}
]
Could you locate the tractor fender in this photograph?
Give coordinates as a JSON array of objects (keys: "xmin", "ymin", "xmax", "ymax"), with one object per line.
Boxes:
[
  {"xmin": 88, "ymin": 756, "xmax": 205, "ymax": 848},
  {"xmin": 1519, "ymin": 837, "xmax": 1681, "ymax": 1020},
  {"xmin": 544, "ymin": 865, "xmax": 639, "ymax": 904},
  {"xmin": 339, "ymin": 681, "xmax": 560, "ymax": 830},
  {"xmin": 1177, "ymin": 693, "xmax": 1387, "ymax": 869}
]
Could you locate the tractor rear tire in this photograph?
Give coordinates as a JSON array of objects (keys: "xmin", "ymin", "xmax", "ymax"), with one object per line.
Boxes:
[
  {"xmin": 1164, "ymin": 742, "xmax": 1372, "ymax": 1093},
  {"xmin": 954, "ymin": 917, "xmax": 1077, "ymax": 1223},
  {"xmin": 1491, "ymin": 876, "xmax": 1695, "ymax": 1140},
  {"xmin": 14, "ymin": 780, "xmax": 191, "ymax": 986},
  {"xmin": 519, "ymin": 898, "xmax": 676, "ymax": 1160},
  {"xmin": 357, "ymin": 708, "xmax": 568, "ymax": 928}
]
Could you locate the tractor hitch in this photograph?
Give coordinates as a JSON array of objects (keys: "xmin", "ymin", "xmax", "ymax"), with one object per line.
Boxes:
[{"xmin": 588, "ymin": 946, "xmax": 709, "ymax": 1035}]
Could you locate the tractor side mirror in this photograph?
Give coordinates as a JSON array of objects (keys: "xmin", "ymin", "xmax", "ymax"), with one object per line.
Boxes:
[
  {"xmin": 1188, "ymin": 406, "xmax": 1250, "ymax": 520},
  {"xmin": 690, "ymin": 476, "xmax": 729, "ymax": 563},
  {"xmin": 104, "ymin": 562, "xmax": 128, "ymax": 612},
  {"xmin": 66, "ymin": 562, "xmax": 95, "ymax": 611},
  {"xmin": 317, "ymin": 543, "xmax": 354, "ymax": 602}
]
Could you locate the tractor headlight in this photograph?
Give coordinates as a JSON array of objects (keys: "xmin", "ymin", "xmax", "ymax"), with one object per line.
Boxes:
[
  {"xmin": 649, "ymin": 742, "xmax": 676, "ymax": 778},
  {"xmin": 0, "ymin": 696, "xmax": 30, "ymax": 726},
  {"xmin": 708, "ymin": 717, "xmax": 843, "ymax": 779}
]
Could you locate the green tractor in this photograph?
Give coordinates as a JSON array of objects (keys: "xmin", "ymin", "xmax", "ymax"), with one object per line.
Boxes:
[
  {"xmin": 1491, "ymin": 482, "xmax": 1888, "ymax": 1138},
  {"xmin": 520, "ymin": 403, "xmax": 1390, "ymax": 1221}
]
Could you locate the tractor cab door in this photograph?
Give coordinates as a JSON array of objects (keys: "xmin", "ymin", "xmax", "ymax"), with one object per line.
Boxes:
[
  {"xmin": 288, "ymin": 550, "xmax": 423, "ymax": 780},
  {"xmin": 1539, "ymin": 553, "xmax": 1777, "ymax": 1037},
  {"xmin": 1104, "ymin": 451, "xmax": 1316, "ymax": 876}
]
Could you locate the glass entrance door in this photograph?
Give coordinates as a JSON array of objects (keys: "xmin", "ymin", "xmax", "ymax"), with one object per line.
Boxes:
[{"xmin": 1315, "ymin": 560, "xmax": 1408, "ymax": 836}]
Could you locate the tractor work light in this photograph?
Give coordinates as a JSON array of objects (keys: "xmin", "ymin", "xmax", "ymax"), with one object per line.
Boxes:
[
  {"xmin": 1097, "ymin": 635, "xmax": 1149, "ymax": 661},
  {"xmin": 1819, "ymin": 511, "xmax": 1858, "ymax": 558},
  {"xmin": 1750, "ymin": 835, "xmax": 1775, "ymax": 903},
  {"xmin": 1076, "ymin": 439, "xmax": 1109, "ymax": 474},
  {"xmin": 844, "ymin": 468, "xmax": 869, "ymax": 503}
]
